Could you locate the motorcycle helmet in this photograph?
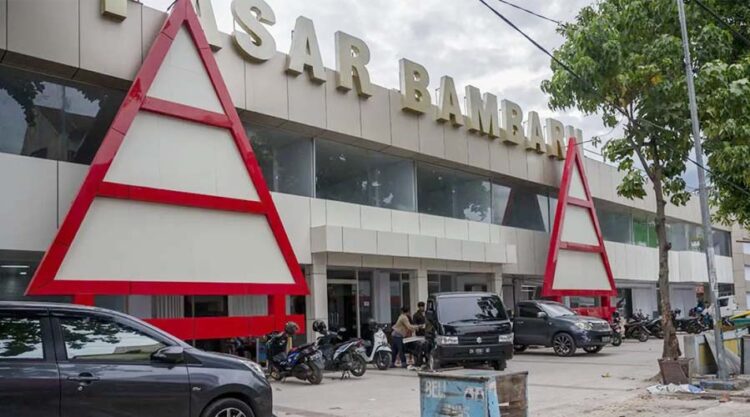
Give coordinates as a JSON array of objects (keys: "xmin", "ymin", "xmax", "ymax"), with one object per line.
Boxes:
[
  {"xmin": 284, "ymin": 321, "xmax": 299, "ymax": 336},
  {"xmin": 312, "ymin": 320, "xmax": 327, "ymax": 334}
]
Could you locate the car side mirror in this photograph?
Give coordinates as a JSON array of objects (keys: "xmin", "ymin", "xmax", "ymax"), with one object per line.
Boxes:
[
  {"xmin": 537, "ymin": 312, "xmax": 548, "ymax": 319},
  {"xmin": 152, "ymin": 346, "xmax": 185, "ymax": 364}
]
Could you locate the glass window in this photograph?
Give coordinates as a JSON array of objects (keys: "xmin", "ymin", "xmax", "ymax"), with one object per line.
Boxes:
[
  {"xmin": 0, "ymin": 258, "xmax": 71, "ymax": 304},
  {"xmin": 667, "ymin": 222, "xmax": 688, "ymax": 251},
  {"xmin": 245, "ymin": 124, "xmax": 313, "ymax": 197},
  {"xmin": 60, "ymin": 316, "xmax": 165, "ymax": 362},
  {"xmin": 436, "ymin": 294, "xmax": 508, "ymax": 323},
  {"xmin": 317, "ymin": 140, "xmax": 415, "ymax": 211},
  {"xmin": 0, "ymin": 316, "xmax": 44, "ymax": 360},
  {"xmin": 712, "ymin": 230, "xmax": 731, "ymax": 257},
  {"xmin": 687, "ymin": 224, "xmax": 705, "ymax": 252},
  {"xmin": 185, "ymin": 296, "xmax": 228, "ymax": 317},
  {"xmin": 743, "ymin": 242, "xmax": 750, "ymax": 255},
  {"xmin": 491, "ymin": 183, "xmax": 511, "ymax": 225},
  {"xmin": 596, "ymin": 206, "xmax": 632, "ymax": 244},
  {"xmin": 0, "ymin": 65, "xmax": 124, "ymax": 163},
  {"xmin": 502, "ymin": 185, "xmax": 549, "ymax": 231},
  {"xmin": 538, "ymin": 303, "xmax": 576, "ymax": 317},
  {"xmin": 633, "ymin": 215, "xmax": 657, "ymax": 247},
  {"xmin": 518, "ymin": 304, "xmax": 541, "ymax": 318},
  {"xmin": 417, "ymin": 163, "xmax": 490, "ymax": 222}
]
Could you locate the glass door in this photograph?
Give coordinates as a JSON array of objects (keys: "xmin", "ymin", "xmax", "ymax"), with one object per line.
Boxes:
[{"xmin": 327, "ymin": 281, "xmax": 357, "ymax": 340}]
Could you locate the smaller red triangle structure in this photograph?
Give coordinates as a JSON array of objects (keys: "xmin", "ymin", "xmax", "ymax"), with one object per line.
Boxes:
[
  {"xmin": 26, "ymin": 0, "xmax": 308, "ymax": 300},
  {"xmin": 542, "ymin": 137, "xmax": 617, "ymax": 300}
]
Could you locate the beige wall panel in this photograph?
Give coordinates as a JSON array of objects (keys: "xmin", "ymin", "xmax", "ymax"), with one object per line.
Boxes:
[
  {"xmin": 393, "ymin": 256, "xmax": 421, "ymax": 270},
  {"xmin": 360, "ymin": 206, "xmax": 391, "ymax": 232},
  {"xmin": 6, "ymin": 0, "xmax": 79, "ymax": 75},
  {"xmin": 362, "ymin": 255, "xmax": 394, "ymax": 269},
  {"xmin": 213, "ymin": 33, "xmax": 246, "ymax": 110},
  {"xmin": 324, "ymin": 226, "xmax": 343, "ymax": 252},
  {"xmin": 444, "ymin": 218, "xmax": 469, "ymax": 240},
  {"xmin": 327, "ymin": 253, "xmax": 362, "ymax": 268},
  {"xmin": 271, "ymin": 192, "xmax": 311, "ymax": 264},
  {"xmin": 467, "ymin": 133, "xmax": 490, "ymax": 170},
  {"xmin": 583, "ymin": 158, "xmax": 600, "ymax": 198},
  {"xmin": 0, "ymin": 0, "xmax": 6, "ymax": 54},
  {"xmin": 525, "ymin": 149, "xmax": 544, "ymax": 184},
  {"xmin": 436, "ymin": 238, "xmax": 462, "ymax": 260},
  {"xmin": 310, "ymin": 198, "xmax": 326, "ymax": 227},
  {"xmin": 359, "ymin": 85, "xmax": 391, "ymax": 148},
  {"xmin": 418, "ymin": 106, "xmax": 445, "ymax": 159},
  {"xmin": 0, "ymin": 154, "xmax": 57, "ymax": 251},
  {"xmin": 79, "ymin": 0, "xmax": 141, "ymax": 82},
  {"xmin": 391, "ymin": 210, "xmax": 420, "ymax": 234},
  {"xmin": 506, "ymin": 143, "xmax": 528, "ymax": 180},
  {"xmin": 325, "ymin": 69, "xmax": 361, "ymax": 138},
  {"xmin": 485, "ymin": 243, "xmax": 507, "ymax": 263},
  {"xmin": 389, "ymin": 90, "xmax": 419, "ymax": 152},
  {"xmin": 408, "ymin": 235, "xmax": 437, "ymax": 259},
  {"xmin": 489, "ymin": 140, "xmax": 510, "ymax": 176},
  {"xmin": 419, "ymin": 214, "xmax": 445, "ymax": 238},
  {"xmin": 287, "ymin": 69, "xmax": 326, "ymax": 131},
  {"xmin": 141, "ymin": 5, "xmax": 164, "ymax": 62},
  {"xmin": 461, "ymin": 241, "xmax": 485, "ymax": 262},
  {"xmin": 325, "ymin": 200, "xmax": 361, "ymax": 228},
  {"xmin": 532, "ymin": 231, "xmax": 549, "ymax": 275},
  {"xmin": 468, "ymin": 221, "xmax": 490, "ymax": 243},
  {"xmin": 58, "ymin": 161, "xmax": 87, "ymax": 224},
  {"xmin": 443, "ymin": 124, "xmax": 468, "ymax": 164},
  {"xmin": 445, "ymin": 260, "xmax": 473, "ymax": 273},
  {"xmin": 489, "ymin": 224, "xmax": 502, "ymax": 244},
  {"xmin": 422, "ymin": 258, "xmax": 447, "ymax": 272},
  {"xmin": 377, "ymin": 231, "xmax": 408, "ymax": 257},
  {"xmin": 342, "ymin": 228, "xmax": 377, "ymax": 254},
  {"xmin": 246, "ymin": 52, "xmax": 289, "ymax": 120},
  {"xmin": 624, "ymin": 245, "xmax": 638, "ymax": 279}
]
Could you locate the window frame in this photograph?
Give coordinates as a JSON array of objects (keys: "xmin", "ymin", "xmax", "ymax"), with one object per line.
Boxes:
[
  {"xmin": 51, "ymin": 312, "xmax": 175, "ymax": 365},
  {"xmin": 0, "ymin": 310, "xmax": 54, "ymax": 363}
]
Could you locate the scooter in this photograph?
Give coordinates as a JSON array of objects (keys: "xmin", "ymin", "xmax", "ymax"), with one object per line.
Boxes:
[
  {"xmin": 264, "ymin": 331, "xmax": 324, "ymax": 385},
  {"xmin": 610, "ymin": 311, "xmax": 623, "ymax": 347},
  {"xmin": 359, "ymin": 321, "xmax": 392, "ymax": 370},
  {"xmin": 623, "ymin": 316, "xmax": 649, "ymax": 342},
  {"xmin": 313, "ymin": 320, "xmax": 367, "ymax": 379}
]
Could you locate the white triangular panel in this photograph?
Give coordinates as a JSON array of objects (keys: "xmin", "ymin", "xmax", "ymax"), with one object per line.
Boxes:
[
  {"xmin": 552, "ymin": 250, "xmax": 613, "ymax": 290},
  {"xmin": 569, "ymin": 166, "xmax": 586, "ymax": 200},
  {"xmin": 56, "ymin": 198, "xmax": 294, "ymax": 284},
  {"xmin": 149, "ymin": 26, "xmax": 224, "ymax": 113},
  {"xmin": 104, "ymin": 112, "xmax": 259, "ymax": 201},
  {"xmin": 561, "ymin": 205, "xmax": 598, "ymax": 245}
]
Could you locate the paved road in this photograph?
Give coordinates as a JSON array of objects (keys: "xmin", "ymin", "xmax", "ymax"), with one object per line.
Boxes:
[{"xmin": 272, "ymin": 337, "xmax": 747, "ymax": 417}]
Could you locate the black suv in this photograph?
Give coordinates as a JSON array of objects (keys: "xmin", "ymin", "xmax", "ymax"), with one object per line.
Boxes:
[
  {"xmin": 0, "ymin": 302, "xmax": 272, "ymax": 417},
  {"xmin": 512, "ymin": 300, "xmax": 612, "ymax": 357},
  {"xmin": 426, "ymin": 292, "xmax": 514, "ymax": 370}
]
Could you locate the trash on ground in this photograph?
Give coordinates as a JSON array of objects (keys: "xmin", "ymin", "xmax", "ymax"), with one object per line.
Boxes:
[{"xmin": 646, "ymin": 384, "xmax": 705, "ymax": 395}]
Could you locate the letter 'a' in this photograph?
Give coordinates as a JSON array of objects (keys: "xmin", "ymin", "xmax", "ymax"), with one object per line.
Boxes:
[
  {"xmin": 26, "ymin": 0, "xmax": 307, "ymax": 297},
  {"xmin": 541, "ymin": 138, "xmax": 617, "ymax": 298}
]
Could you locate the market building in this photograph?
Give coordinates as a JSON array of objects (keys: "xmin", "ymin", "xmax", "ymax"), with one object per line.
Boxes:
[{"xmin": 0, "ymin": 0, "xmax": 746, "ymax": 346}]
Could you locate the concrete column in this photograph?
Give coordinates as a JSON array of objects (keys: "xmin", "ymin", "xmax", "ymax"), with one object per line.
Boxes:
[
  {"xmin": 489, "ymin": 266, "xmax": 503, "ymax": 300},
  {"xmin": 410, "ymin": 267, "xmax": 429, "ymax": 312},
  {"xmin": 305, "ymin": 253, "xmax": 328, "ymax": 342}
]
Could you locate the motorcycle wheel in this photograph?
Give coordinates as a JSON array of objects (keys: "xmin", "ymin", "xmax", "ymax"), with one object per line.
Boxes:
[
  {"xmin": 638, "ymin": 331, "xmax": 649, "ymax": 342},
  {"xmin": 269, "ymin": 367, "xmax": 283, "ymax": 381},
  {"xmin": 307, "ymin": 363, "xmax": 323, "ymax": 385},
  {"xmin": 350, "ymin": 355, "xmax": 367, "ymax": 377},
  {"xmin": 611, "ymin": 334, "xmax": 622, "ymax": 347},
  {"xmin": 374, "ymin": 351, "xmax": 391, "ymax": 371}
]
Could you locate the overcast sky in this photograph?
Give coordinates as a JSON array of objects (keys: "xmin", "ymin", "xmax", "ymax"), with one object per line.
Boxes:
[{"xmin": 141, "ymin": 0, "xmax": 699, "ymax": 188}]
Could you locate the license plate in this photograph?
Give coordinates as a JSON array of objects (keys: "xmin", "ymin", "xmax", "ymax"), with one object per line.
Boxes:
[{"xmin": 601, "ymin": 337, "xmax": 610, "ymax": 343}]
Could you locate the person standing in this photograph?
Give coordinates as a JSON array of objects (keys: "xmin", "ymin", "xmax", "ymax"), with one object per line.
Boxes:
[
  {"xmin": 391, "ymin": 306, "xmax": 420, "ymax": 368},
  {"xmin": 413, "ymin": 302, "xmax": 426, "ymax": 336}
]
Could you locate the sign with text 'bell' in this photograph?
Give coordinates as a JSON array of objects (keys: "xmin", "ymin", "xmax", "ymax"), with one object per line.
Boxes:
[
  {"xmin": 542, "ymin": 137, "xmax": 617, "ymax": 298},
  {"xmin": 26, "ymin": 0, "xmax": 307, "ymax": 298}
]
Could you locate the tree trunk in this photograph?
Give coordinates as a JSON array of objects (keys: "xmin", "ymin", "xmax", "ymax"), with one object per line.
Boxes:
[{"xmin": 652, "ymin": 171, "xmax": 681, "ymax": 360}]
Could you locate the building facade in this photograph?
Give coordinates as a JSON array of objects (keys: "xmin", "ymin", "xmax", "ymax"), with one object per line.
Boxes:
[{"xmin": 0, "ymin": 1, "xmax": 745, "ymax": 344}]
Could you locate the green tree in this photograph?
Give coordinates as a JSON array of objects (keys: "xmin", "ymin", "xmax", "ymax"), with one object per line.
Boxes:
[{"xmin": 541, "ymin": 0, "xmax": 740, "ymax": 359}]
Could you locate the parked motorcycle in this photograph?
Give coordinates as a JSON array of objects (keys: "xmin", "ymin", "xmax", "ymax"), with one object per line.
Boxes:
[
  {"xmin": 633, "ymin": 312, "xmax": 664, "ymax": 339},
  {"xmin": 313, "ymin": 320, "xmax": 367, "ymax": 378},
  {"xmin": 610, "ymin": 311, "xmax": 623, "ymax": 347},
  {"xmin": 264, "ymin": 324, "xmax": 323, "ymax": 385},
  {"xmin": 623, "ymin": 316, "xmax": 649, "ymax": 342},
  {"xmin": 360, "ymin": 320, "xmax": 392, "ymax": 370}
]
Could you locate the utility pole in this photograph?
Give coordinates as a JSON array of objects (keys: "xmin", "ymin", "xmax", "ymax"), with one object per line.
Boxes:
[{"xmin": 675, "ymin": 0, "xmax": 727, "ymax": 380}]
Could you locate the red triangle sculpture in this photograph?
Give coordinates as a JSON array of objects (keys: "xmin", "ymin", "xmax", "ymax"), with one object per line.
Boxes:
[
  {"xmin": 541, "ymin": 137, "xmax": 617, "ymax": 299},
  {"xmin": 26, "ymin": 0, "xmax": 307, "ymax": 298}
]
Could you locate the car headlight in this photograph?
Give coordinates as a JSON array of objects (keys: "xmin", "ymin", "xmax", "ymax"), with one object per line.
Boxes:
[
  {"xmin": 498, "ymin": 333, "xmax": 514, "ymax": 344},
  {"xmin": 436, "ymin": 336, "xmax": 459, "ymax": 345},
  {"xmin": 575, "ymin": 322, "xmax": 593, "ymax": 331},
  {"xmin": 240, "ymin": 360, "xmax": 266, "ymax": 378}
]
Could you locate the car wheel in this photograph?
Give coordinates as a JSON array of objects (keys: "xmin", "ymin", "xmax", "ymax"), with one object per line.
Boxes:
[
  {"xmin": 201, "ymin": 398, "xmax": 255, "ymax": 417},
  {"xmin": 583, "ymin": 345, "xmax": 603, "ymax": 354},
  {"xmin": 307, "ymin": 362, "xmax": 323, "ymax": 385},
  {"xmin": 375, "ymin": 351, "xmax": 391, "ymax": 370},
  {"xmin": 513, "ymin": 344, "xmax": 527, "ymax": 353},
  {"xmin": 552, "ymin": 333, "xmax": 577, "ymax": 357},
  {"xmin": 492, "ymin": 360, "xmax": 506, "ymax": 371},
  {"xmin": 638, "ymin": 331, "xmax": 649, "ymax": 342},
  {"xmin": 611, "ymin": 334, "xmax": 622, "ymax": 347},
  {"xmin": 350, "ymin": 355, "xmax": 367, "ymax": 377}
]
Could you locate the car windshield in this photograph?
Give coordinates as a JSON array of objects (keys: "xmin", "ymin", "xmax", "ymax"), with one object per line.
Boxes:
[
  {"xmin": 539, "ymin": 303, "xmax": 576, "ymax": 317},
  {"xmin": 438, "ymin": 295, "xmax": 508, "ymax": 324}
]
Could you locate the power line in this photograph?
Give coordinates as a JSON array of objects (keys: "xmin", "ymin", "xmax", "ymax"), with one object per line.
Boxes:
[
  {"xmin": 476, "ymin": 0, "xmax": 750, "ymax": 199},
  {"xmin": 494, "ymin": 0, "xmax": 563, "ymax": 26},
  {"xmin": 691, "ymin": 0, "xmax": 750, "ymax": 48}
]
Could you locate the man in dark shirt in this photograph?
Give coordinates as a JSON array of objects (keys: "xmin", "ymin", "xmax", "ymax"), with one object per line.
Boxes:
[{"xmin": 413, "ymin": 301, "xmax": 426, "ymax": 336}]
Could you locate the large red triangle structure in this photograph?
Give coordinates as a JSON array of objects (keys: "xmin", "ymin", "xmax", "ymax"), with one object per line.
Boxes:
[
  {"xmin": 26, "ymin": 0, "xmax": 307, "ymax": 299},
  {"xmin": 542, "ymin": 137, "xmax": 617, "ymax": 301}
]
